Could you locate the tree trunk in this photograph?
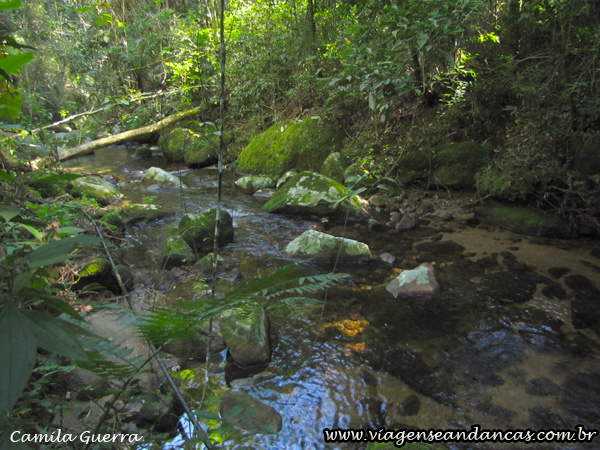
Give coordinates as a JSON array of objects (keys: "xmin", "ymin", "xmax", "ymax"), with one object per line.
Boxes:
[{"xmin": 57, "ymin": 104, "xmax": 213, "ymax": 161}]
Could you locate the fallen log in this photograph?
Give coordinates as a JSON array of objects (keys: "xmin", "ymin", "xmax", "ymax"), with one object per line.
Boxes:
[{"xmin": 58, "ymin": 104, "xmax": 212, "ymax": 161}]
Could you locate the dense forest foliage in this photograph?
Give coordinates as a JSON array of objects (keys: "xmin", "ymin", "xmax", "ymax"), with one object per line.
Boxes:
[
  {"xmin": 1, "ymin": 0, "xmax": 600, "ymax": 447},
  {"xmin": 0, "ymin": 0, "xmax": 598, "ymax": 227}
]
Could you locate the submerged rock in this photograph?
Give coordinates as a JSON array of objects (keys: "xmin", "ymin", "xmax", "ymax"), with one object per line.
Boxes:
[
  {"xmin": 145, "ymin": 167, "xmax": 187, "ymax": 187},
  {"xmin": 121, "ymin": 203, "xmax": 170, "ymax": 225},
  {"xmin": 219, "ymin": 302, "xmax": 271, "ymax": 367},
  {"xmin": 179, "ymin": 207, "xmax": 234, "ymax": 255},
  {"xmin": 386, "ymin": 263, "xmax": 440, "ymax": 297},
  {"xmin": 285, "ymin": 229, "xmax": 371, "ymax": 263},
  {"xmin": 220, "ymin": 390, "xmax": 282, "ymax": 432},
  {"xmin": 263, "ymin": 171, "xmax": 368, "ymax": 220},
  {"xmin": 70, "ymin": 176, "xmax": 122, "ymax": 205}
]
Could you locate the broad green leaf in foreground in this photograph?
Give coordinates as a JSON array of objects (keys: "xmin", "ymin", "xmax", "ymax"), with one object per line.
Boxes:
[{"xmin": 0, "ymin": 301, "xmax": 37, "ymax": 416}]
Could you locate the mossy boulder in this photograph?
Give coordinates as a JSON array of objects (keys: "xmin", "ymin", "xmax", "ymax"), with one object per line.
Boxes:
[
  {"xmin": 236, "ymin": 118, "xmax": 344, "ymax": 176},
  {"xmin": 263, "ymin": 171, "xmax": 368, "ymax": 220},
  {"xmin": 219, "ymin": 302, "xmax": 271, "ymax": 367},
  {"xmin": 70, "ymin": 176, "xmax": 122, "ymax": 205},
  {"xmin": 145, "ymin": 167, "xmax": 187, "ymax": 187},
  {"xmin": 74, "ymin": 257, "xmax": 126, "ymax": 293},
  {"xmin": 285, "ymin": 229, "xmax": 371, "ymax": 264},
  {"xmin": 160, "ymin": 233, "xmax": 196, "ymax": 268},
  {"xmin": 321, "ymin": 152, "xmax": 346, "ymax": 182},
  {"xmin": 121, "ymin": 203, "xmax": 170, "ymax": 225},
  {"xmin": 234, "ymin": 175, "xmax": 278, "ymax": 194},
  {"xmin": 433, "ymin": 141, "xmax": 490, "ymax": 190},
  {"xmin": 179, "ymin": 207, "xmax": 234, "ymax": 255},
  {"xmin": 134, "ymin": 145, "xmax": 152, "ymax": 159},
  {"xmin": 157, "ymin": 128, "xmax": 195, "ymax": 163},
  {"xmin": 394, "ymin": 147, "xmax": 434, "ymax": 184},
  {"xmin": 477, "ymin": 203, "xmax": 575, "ymax": 238}
]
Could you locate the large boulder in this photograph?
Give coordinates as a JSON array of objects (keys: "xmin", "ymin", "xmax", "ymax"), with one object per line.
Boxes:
[
  {"xmin": 70, "ymin": 176, "xmax": 122, "ymax": 205},
  {"xmin": 433, "ymin": 141, "xmax": 490, "ymax": 190},
  {"xmin": 178, "ymin": 208, "xmax": 234, "ymax": 255},
  {"xmin": 386, "ymin": 263, "xmax": 441, "ymax": 297},
  {"xmin": 145, "ymin": 167, "xmax": 186, "ymax": 187},
  {"xmin": 220, "ymin": 390, "xmax": 282, "ymax": 432},
  {"xmin": 285, "ymin": 229, "xmax": 371, "ymax": 264},
  {"xmin": 236, "ymin": 118, "xmax": 344, "ymax": 176},
  {"xmin": 219, "ymin": 302, "xmax": 271, "ymax": 367},
  {"xmin": 263, "ymin": 171, "xmax": 368, "ymax": 220},
  {"xmin": 158, "ymin": 127, "xmax": 229, "ymax": 167}
]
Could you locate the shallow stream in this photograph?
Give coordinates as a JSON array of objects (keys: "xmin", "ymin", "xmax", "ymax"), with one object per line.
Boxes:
[{"xmin": 65, "ymin": 147, "xmax": 600, "ymax": 450}]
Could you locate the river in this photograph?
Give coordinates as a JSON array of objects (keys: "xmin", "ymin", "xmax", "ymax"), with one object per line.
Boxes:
[{"xmin": 65, "ymin": 147, "xmax": 600, "ymax": 450}]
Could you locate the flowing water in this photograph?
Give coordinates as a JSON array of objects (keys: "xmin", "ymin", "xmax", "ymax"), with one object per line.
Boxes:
[{"xmin": 65, "ymin": 147, "xmax": 600, "ymax": 450}]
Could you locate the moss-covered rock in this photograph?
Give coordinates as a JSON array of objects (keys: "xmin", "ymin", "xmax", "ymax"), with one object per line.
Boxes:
[
  {"xmin": 477, "ymin": 203, "xmax": 575, "ymax": 238},
  {"xmin": 433, "ymin": 141, "xmax": 490, "ymax": 190},
  {"xmin": 160, "ymin": 234, "xmax": 196, "ymax": 268},
  {"xmin": 394, "ymin": 146, "xmax": 434, "ymax": 184},
  {"xmin": 236, "ymin": 118, "xmax": 344, "ymax": 176},
  {"xmin": 70, "ymin": 176, "xmax": 122, "ymax": 205},
  {"xmin": 234, "ymin": 175, "xmax": 278, "ymax": 194},
  {"xmin": 158, "ymin": 127, "xmax": 230, "ymax": 167},
  {"xmin": 134, "ymin": 145, "xmax": 152, "ymax": 159},
  {"xmin": 321, "ymin": 152, "xmax": 346, "ymax": 182},
  {"xmin": 74, "ymin": 257, "xmax": 124, "ymax": 293},
  {"xmin": 145, "ymin": 167, "xmax": 187, "ymax": 187},
  {"xmin": 179, "ymin": 207, "xmax": 234, "ymax": 255},
  {"xmin": 219, "ymin": 302, "xmax": 271, "ymax": 367},
  {"xmin": 285, "ymin": 229, "xmax": 371, "ymax": 263},
  {"xmin": 121, "ymin": 203, "xmax": 170, "ymax": 225},
  {"xmin": 220, "ymin": 390, "xmax": 282, "ymax": 432},
  {"xmin": 157, "ymin": 128, "xmax": 194, "ymax": 163},
  {"xmin": 263, "ymin": 171, "xmax": 368, "ymax": 220}
]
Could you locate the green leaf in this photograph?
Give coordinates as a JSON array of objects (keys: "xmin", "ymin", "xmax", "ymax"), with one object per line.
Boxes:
[
  {"xmin": 0, "ymin": 0, "xmax": 20, "ymax": 10},
  {"xmin": 417, "ymin": 32, "xmax": 429, "ymax": 50},
  {"xmin": 0, "ymin": 53, "xmax": 33, "ymax": 75},
  {"xmin": 194, "ymin": 410, "xmax": 221, "ymax": 421},
  {"xmin": 12, "ymin": 270, "xmax": 33, "ymax": 294},
  {"xmin": 0, "ymin": 170, "xmax": 16, "ymax": 185},
  {"xmin": 0, "ymin": 91, "xmax": 22, "ymax": 120},
  {"xmin": 15, "ymin": 223, "xmax": 44, "ymax": 241},
  {"xmin": 0, "ymin": 301, "xmax": 37, "ymax": 416},
  {"xmin": 23, "ymin": 235, "xmax": 101, "ymax": 268},
  {"xmin": 0, "ymin": 204, "xmax": 20, "ymax": 222},
  {"xmin": 30, "ymin": 291, "xmax": 83, "ymax": 320},
  {"xmin": 22, "ymin": 310, "xmax": 88, "ymax": 360}
]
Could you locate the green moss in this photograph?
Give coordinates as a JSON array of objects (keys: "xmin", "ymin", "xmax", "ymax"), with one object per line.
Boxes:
[
  {"xmin": 434, "ymin": 141, "xmax": 490, "ymax": 190},
  {"xmin": 79, "ymin": 258, "xmax": 111, "ymax": 278},
  {"xmin": 480, "ymin": 203, "xmax": 574, "ymax": 238},
  {"xmin": 263, "ymin": 171, "xmax": 367, "ymax": 219},
  {"xmin": 236, "ymin": 118, "xmax": 344, "ymax": 176},
  {"xmin": 179, "ymin": 207, "xmax": 234, "ymax": 254}
]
